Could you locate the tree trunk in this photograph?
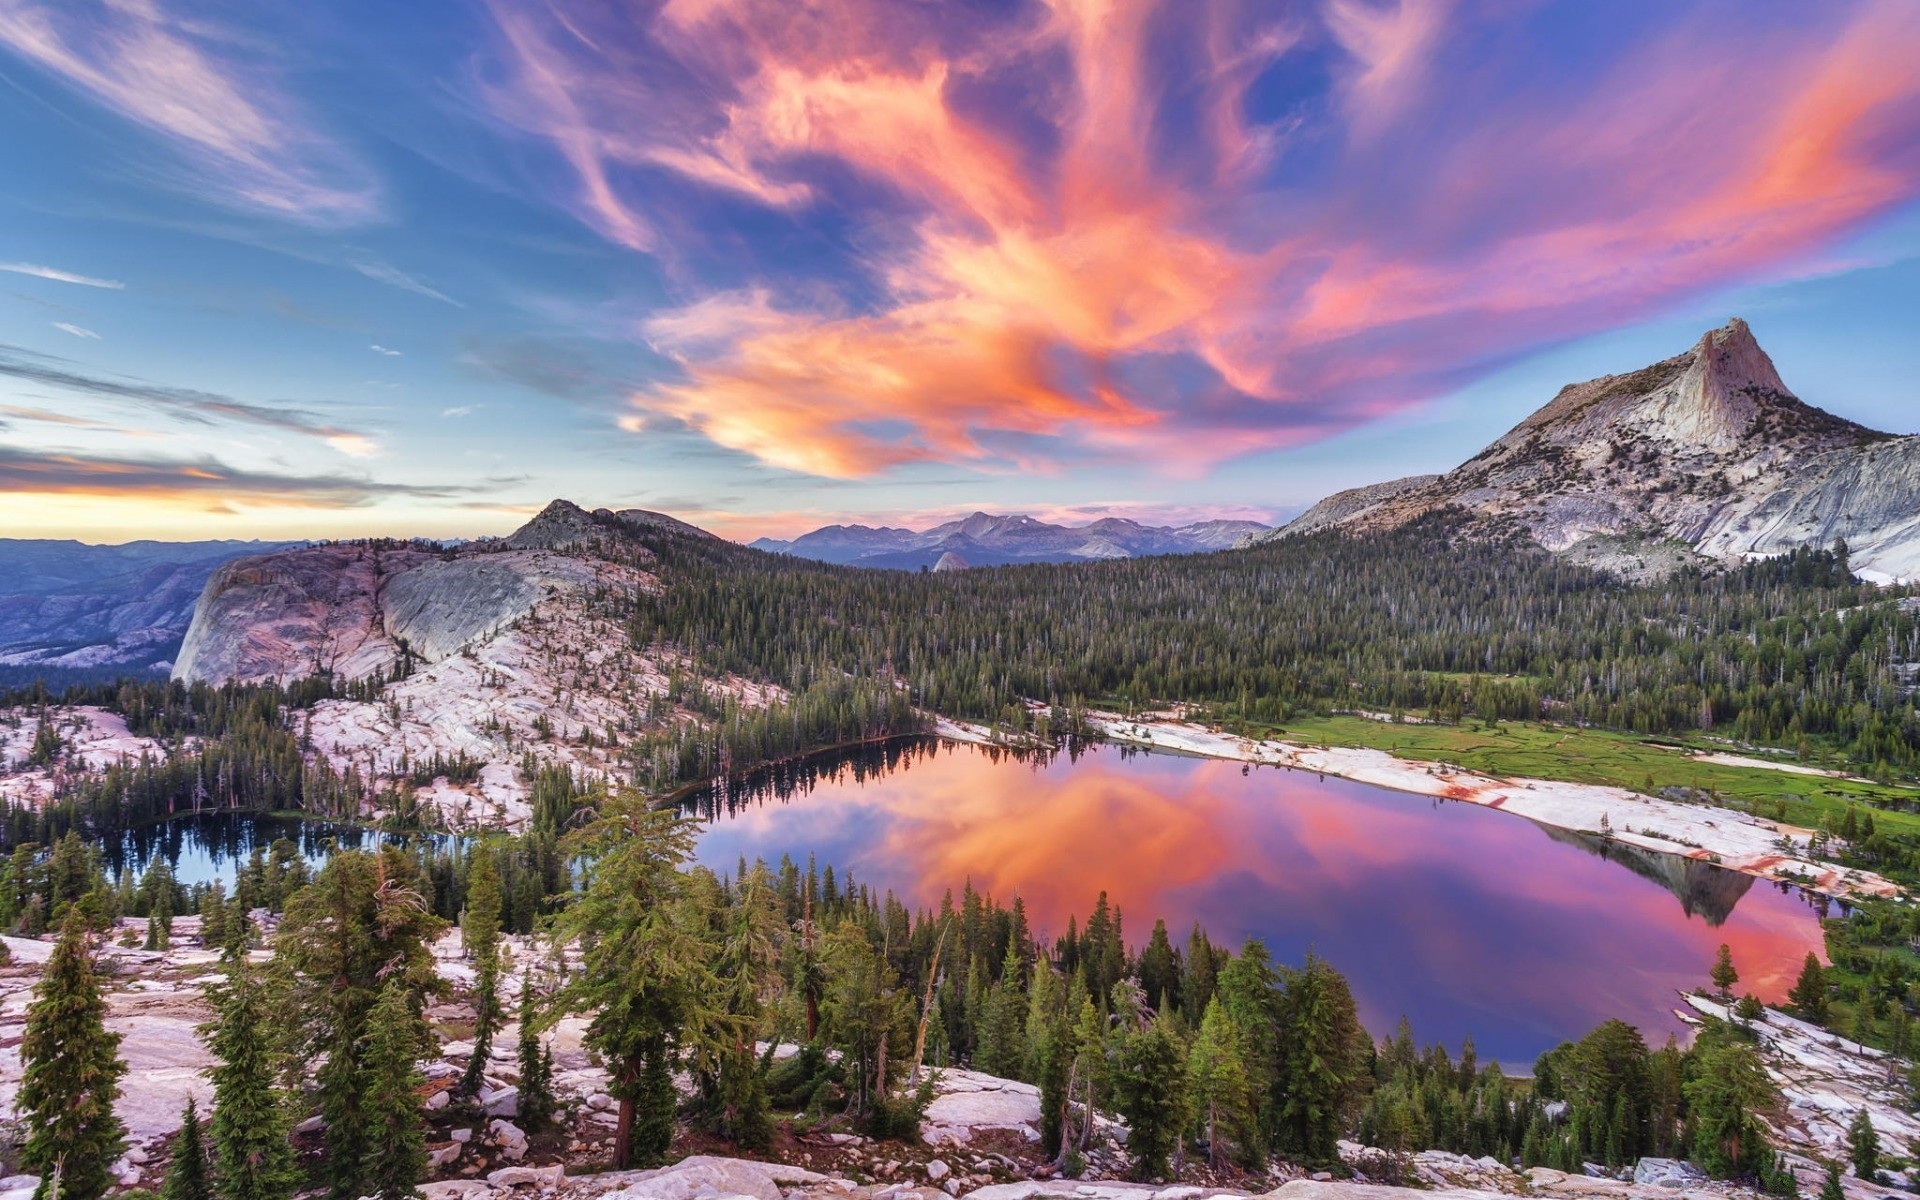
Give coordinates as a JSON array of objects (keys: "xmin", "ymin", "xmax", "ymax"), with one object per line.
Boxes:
[
  {"xmin": 910, "ymin": 919, "xmax": 950, "ymax": 1086},
  {"xmin": 614, "ymin": 1053, "xmax": 640, "ymax": 1169}
]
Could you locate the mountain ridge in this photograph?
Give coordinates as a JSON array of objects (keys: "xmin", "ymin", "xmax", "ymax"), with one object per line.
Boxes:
[
  {"xmin": 753, "ymin": 510, "xmax": 1268, "ymax": 568},
  {"xmin": 1252, "ymin": 319, "xmax": 1920, "ymax": 581}
]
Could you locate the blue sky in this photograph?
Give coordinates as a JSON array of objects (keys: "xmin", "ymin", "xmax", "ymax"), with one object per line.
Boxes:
[{"xmin": 2, "ymin": 0, "xmax": 1917, "ymax": 543}]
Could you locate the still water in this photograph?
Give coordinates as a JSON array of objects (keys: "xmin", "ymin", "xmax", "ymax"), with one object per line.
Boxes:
[
  {"xmin": 100, "ymin": 812, "xmax": 440, "ymax": 888},
  {"xmin": 685, "ymin": 738, "xmax": 1831, "ymax": 1064}
]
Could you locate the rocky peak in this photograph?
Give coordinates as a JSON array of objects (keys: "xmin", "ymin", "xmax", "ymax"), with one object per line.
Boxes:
[
  {"xmin": 1263, "ymin": 318, "xmax": 1920, "ymax": 579},
  {"xmin": 502, "ymin": 499, "xmax": 601, "ymax": 550}
]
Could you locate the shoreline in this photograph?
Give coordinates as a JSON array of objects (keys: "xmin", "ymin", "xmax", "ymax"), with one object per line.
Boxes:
[{"xmin": 1073, "ymin": 712, "xmax": 1899, "ymax": 902}]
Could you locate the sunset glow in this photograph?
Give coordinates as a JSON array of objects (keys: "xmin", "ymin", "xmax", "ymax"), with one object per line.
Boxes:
[{"xmin": 3, "ymin": 0, "xmax": 1919, "ymax": 539}]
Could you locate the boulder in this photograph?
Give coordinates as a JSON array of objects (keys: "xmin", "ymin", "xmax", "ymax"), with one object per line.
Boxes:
[
  {"xmin": 489, "ymin": 1164, "xmax": 566, "ymax": 1187},
  {"xmin": 1265, "ymin": 1185, "xmax": 1508, "ymax": 1200},
  {"xmin": 482, "ymin": 1084, "xmax": 520, "ymax": 1118},
  {"xmin": 604, "ymin": 1156, "xmax": 834, "ymax": 1200},
  {"xmin": 1632, "ymin": 1159, "xmax": 1708, "ymax": 1190},
  {"xmin": 926, "ymin": 1161, "xmax": 950, "ymax": 1182},
  {"xmin": 489, "ymin": 1117, "xmax": 528, "ymax": 1162}
]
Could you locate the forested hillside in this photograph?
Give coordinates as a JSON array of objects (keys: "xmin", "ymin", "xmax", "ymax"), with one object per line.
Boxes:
[{"xmin": 623, "ymin": 514, "xmax": 1920, "ymax": 779}]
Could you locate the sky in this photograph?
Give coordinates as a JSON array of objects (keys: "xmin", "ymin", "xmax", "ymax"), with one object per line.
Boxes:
[{"xmin": 2, "ymin": 0, "xmax": 1919, "ymax": 545}]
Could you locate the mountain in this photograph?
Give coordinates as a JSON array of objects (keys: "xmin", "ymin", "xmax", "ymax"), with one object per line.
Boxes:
[
  {"xmin": 755, "ymin": 511, "xmax": 1269, "ymax": 569},
  {"xmin": 0, "ymin": 538, "xmax": 300, "ymax": 676},
  {"xmin": 1252, "ymin": 319, "xmax": 1920, "ymax": 581}
]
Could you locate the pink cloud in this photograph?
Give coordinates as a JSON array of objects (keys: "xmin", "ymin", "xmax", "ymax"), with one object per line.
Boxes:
[{"xmin": 485, "ymin": 0, "xmax": 1920, "ymax": 479}]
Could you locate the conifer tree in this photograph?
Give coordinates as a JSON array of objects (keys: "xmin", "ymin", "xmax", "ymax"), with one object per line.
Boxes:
[
  {"xmin": 205, "ymin": 955, "xmax": 298, "ymax": 1200},
  {"xmin": 1788, "ymin": 954, "xmax": 1829, "ymax": 1023},
  {"xmin": 18, "ymin": 912, "xmax": 126, "ymax": 1200},
  {"xmin": 1187, "ymin": 998, "xmax": 1255, "ymax": 1169},
  {"xmin": 1139, "ymin": 919, "xmax": 1179, "ymax": 1015},
  {"xmin": 550, "ymin": 796, "xmax": 713, "ymax": 1168},
  {"xmin": 1847, "ymin": 1109, "xmax": 1879, "ymax": 1181},
  {"xmin": 276, "ymin": 848, "xmax": 444, "ymax": 1199},
  {"xmin": 161, "ymin": 1098, "xmax": 211, "ymax": 1200},
  {"xmin": 460, "ymin": 846, "xmax": 504, "ymax": 1099},
  {"xmin": 694, "ymin": 862, "xmax": 782, "ymax": 1150},
  {"xmin": 517, "ymin": 969, "xmax": 557, "ymax": 1130},
  {"xmin": 1711, "ymin": 944, "xmax": 1739, "ymax": 1000},
  {"xmin": 362, "ymin": 979, "xmax": 429, "ymax": 1199},
  {"xmin": 1682, "ymin": 1024, "xmax": 1776, "ymax": 1179},
  {"xmin": 1111, "ymin": 1015, "xmax": 1191, "ymax": 1181},
  {"xmin": 1819, "ymin": 1161, "xmax": 1844, "ymax": 1200},
  {"xmin": 1272, "ymin": 954, "xmax": 1367, "ymax": 1165}
]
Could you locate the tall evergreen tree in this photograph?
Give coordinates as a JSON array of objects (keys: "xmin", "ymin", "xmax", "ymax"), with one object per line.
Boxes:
[
  {"xmin": 459, "ymin": 845, "xmax": 504, "ymax": 1099},
  {"xmin": 1111, "ymin": 1015, "xmax": 1191, "ymax": 1181},
  {"xmin": 160, "ymin": 1098, "xmax": 211, "ymax": 1200},
  {"xmin": 1187, "ymin": 998, "xmax": 1256, "ymax": 1169},
  {"xmin": 517, "ymin": 968, "xmax": 557, "ymax": 1130},
  {"xmin": 1788, "ymin": 954, "xmax": 1830, "ymax": 1023},
  {"xmin": 1682, "ymin": 1023, "xmax": 1776, "ymax": 1179},
  {"xmin": 1711, "ymin": 944, "xmax": 1739, "ymax": 1000},
  {"xmin": 362, "ymin": 980, "xmax": 429, "ymax": 1199},
  {"xmin": 18, "ymin": 912, "xmax": 126, "ymax": 1200},
  {"xmin": 1847, "ymin": 1109, "xmax": 1880, "ymax": 1181},
  {"xmin": 1138, "ymin": 919, "xmax": 1179, "ymax": 1016},
  {"xmin": 550, "ymin": 796, "xmax": 714, "ymax": 1168},
  {"xmin": 204, "ymin": 955, "xmax": 298, "ymax": 1200},
  {"xmin": 1271, "ymin": 954, "xmax": 1367, "ymax": 1165},
  {"xmin": 276, "ymin": 848, "xmax": 444, "ymax": 1200}
]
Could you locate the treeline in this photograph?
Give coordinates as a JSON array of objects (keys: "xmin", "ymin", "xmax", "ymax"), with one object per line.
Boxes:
[
  {"xmin": 8, "ymin": 798, "xmax": 1826, "ymax": 1198},
  {"xmin": 616, "ymin": 518, "xmax": 1919, "ymax": 778}
]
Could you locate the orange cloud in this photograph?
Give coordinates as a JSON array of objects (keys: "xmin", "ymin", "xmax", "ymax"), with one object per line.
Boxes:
[{"xmin": 487, "ymin": 0, "xmax": 1920, "ymax": 479}]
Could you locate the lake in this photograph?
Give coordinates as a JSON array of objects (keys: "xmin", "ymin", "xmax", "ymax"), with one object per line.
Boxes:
[{"xmin": 684, "ymin": 738, "xmax": 1831, "ymax": 1064}]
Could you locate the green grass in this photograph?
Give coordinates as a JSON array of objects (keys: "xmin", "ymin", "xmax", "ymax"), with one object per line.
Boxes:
[{"xmin": 1237, "ymin": 714, "xmax": 1920, "ymax": 839}]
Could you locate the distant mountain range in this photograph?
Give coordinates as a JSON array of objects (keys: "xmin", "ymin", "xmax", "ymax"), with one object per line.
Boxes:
[
  {"xmin": 0, "ymin": 539, "xmax": 300, "ymax": 676},
  {"xmin": 750, "ymin": 511, "xmax": 1269, "ymax": 569},
  {"xmin": 1253, "ymin": 318, "xmax": 1920, "ymax": 583}
]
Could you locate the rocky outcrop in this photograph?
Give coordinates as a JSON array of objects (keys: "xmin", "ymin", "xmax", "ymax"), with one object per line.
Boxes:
[
  {"xmin": 1262, "ymin": 319, "xmax": 1920, "ymax": 580},
  {"xmin": 0, "ymin": 540, "xmax": 297, "ymax": 674},
  {"xmin": 933, "ymin": 551, "xmax": 971, "ymax": 572},
  {"xmin": 379, "ymin": 552, "xmax": 600, "ymax": 663},
  {"xmin": 1246, "ymin": 476, "xmax": 1438, "ymax": 544},
  {"xmin": 173, "ymin": 544, "xmax": 424, "ymax": 685}
]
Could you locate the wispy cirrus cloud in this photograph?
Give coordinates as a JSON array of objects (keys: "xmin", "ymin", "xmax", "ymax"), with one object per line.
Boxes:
[
  {"xmin": 0, "ymin": 262, "xmax": 124, "ymax": 289},
  {"xmin": 52, "ymin": 322, "xmax": 100, "ymax": 339},
  {"xmin": 0, "ymin": 0, "xmax": 377, "ymax": 223},
  {"xmin": 0, "ymin": 343, "xmax": 378, "ymax": 456},
  {"xmin": 352, "ymin": 262, "xmax": 460, "ymax": 307},
  {"xmin": 0, "ymin": 445, "xmax": 482, "ymax": 508},
  {"xmin": 482, "ymin": 0, "xmax": 1920, "ymax": 480}
]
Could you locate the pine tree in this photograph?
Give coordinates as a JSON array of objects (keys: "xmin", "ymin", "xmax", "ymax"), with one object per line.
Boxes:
[
  {"xmin": 362, "ymin": 980, "xmax": 429, "ymax": 1199},
  {"xmin": 276, "ymin": 848, "xmax": 444, "ymax": 1200},
  {"xmin": 1682, "ymin": 1024, "xmax": 1776, "ymax": 1179},
  {"xmin": 549, "ymin": 797, "xmax": 713, "ymax": 1168},
  {"xmin": 1788, "ymin": 953, "xmax": 1829, "ymax": 1023},
  {"xmin": 18, "ymin": 912, "xmax": 127, "ymax": 1200},
  {"xmin": 1139, "ymin": 919, "xmax": 1178, "ymax": 1015},
  {"xmin": 1272, "ymin": 954, "xmax": 1367, "ymax": 1165},
  {"xmin": 160, "ymin": 1098, "xmax": 211, "ymax": 1200},
  {"xmin": 1711, "ymin": 944, "xmax": 1739, "ymax": 1000},
  {"xmin": 1819, "ymin": 1161, "xmax": 1844, "ymax": 1200},
  {"xmin": 1847, "ymin": 1108, "xmax": 1879, "ymax": 1181},
  {"xmin": 204, "ymin": 956, "xmax": 298, "ymax": 1200},
  {"xmin": 459, "ymin": 846, "xmax": 504, "ymax": 1099},
  {"xmin": 1111, "ymin": 1016, "xmax": 1190, "ymax": 1181},
  {"xmin": 1187, "ymin": 998, "xmax": 1256, "ymax": 1169},
  {"xmin": 517, "ymin": 970, "xmax": 557, "ymax": 1130}
]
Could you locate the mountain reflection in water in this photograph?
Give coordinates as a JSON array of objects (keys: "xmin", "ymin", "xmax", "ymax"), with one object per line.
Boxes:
[{"xmin": 685, "ymin": 738, "xmax": 1829, "ymax": 1064}]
